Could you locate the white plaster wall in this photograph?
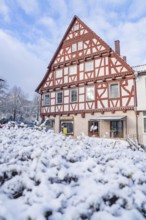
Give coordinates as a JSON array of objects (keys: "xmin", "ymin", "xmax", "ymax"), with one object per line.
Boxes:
[
  {"xmin": 52, "ymin": 111, "xmax": 136, "ymax": 139},
  {"xmin": 136, "ymin": 76, "xmax": 146, "ymax": 110}
]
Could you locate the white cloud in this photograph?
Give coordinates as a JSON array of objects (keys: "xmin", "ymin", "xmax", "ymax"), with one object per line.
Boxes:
[
  {"xmin": 0, "ymin": 0, "xmax": 10, "ymax": 22},
  {"xmin": 128, "ymin": 0, "xmax": 146, "ymax": 19},
  {"xmin": 16, "ymin": 0, "xmax": 39, "ymax": 14},
  {"xmin": 0, "ymin": 0, "xmax": 146, "ymax": 100},
  {"xmin": 0, "ymin": 29, "xmax": 47, "ymax": 99},
  {"xmin": 39, "ymin": 16, "xmax": 55, "ymax": 27},
  {"xmin": 111, "ymin": 17, "xmax": 146, "ymax": 65}
]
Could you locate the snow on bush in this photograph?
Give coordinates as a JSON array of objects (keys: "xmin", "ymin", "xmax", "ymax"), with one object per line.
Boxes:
[{"xmin": 0, "ymin": 127, "xmax": 146, "ymax": 220}]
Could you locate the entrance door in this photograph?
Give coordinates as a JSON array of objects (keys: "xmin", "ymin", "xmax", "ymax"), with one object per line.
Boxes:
[{"xmin": 110, "ymin": 120, "xmax": 123, "ymax": 138}]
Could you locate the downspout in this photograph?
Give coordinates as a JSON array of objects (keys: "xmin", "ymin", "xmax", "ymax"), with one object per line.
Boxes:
[{"xmin": 134, "ymin": 71, "xmax": 139, "ymax": 142}]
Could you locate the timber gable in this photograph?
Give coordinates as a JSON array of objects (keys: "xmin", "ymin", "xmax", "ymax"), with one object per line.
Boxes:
[
  {"xmin": 36, "ymin": 15, "xmax": 135, "ymax": 118},
  {"xmin": 36, "ymin": 15, "xmax": 133, "ymax": 94}
]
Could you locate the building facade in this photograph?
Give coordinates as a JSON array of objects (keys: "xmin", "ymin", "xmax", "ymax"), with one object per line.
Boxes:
[
  {"xmin": 36, "ymin": 16, "xmax": 137, "ymax": 140},
  {"xmin": 134, "ymin": 65, "xmax": 146, "ymax": 146}
]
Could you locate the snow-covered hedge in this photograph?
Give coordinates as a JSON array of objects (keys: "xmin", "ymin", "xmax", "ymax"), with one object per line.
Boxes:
[{"xmin": 0, "ymin": 127, "xmax": 146, "ymax": 220}]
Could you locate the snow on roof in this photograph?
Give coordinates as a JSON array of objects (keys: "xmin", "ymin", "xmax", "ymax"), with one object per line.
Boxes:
[
  {"xmin": 0, "ymin": 127, "xmax": 146, "ymax": 220},
  {"xmin": 132, "ymin": 64, "xmax": 146, "ymax": 73}
]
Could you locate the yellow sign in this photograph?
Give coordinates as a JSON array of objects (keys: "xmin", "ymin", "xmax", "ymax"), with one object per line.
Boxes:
[{"xmin": 63, "ymin": 127, "xmax": 67, "ymax": 135}]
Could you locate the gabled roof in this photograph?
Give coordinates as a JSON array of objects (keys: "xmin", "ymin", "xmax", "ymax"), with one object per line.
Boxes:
[{"xmin": 36, "ymin": 15, "xmax": 133, "ymax": 93}]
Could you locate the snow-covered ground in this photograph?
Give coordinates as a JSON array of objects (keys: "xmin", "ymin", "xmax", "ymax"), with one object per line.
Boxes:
[{"xmin": 0, "ymin": 127, "xmax": 146, "ymax": 220}]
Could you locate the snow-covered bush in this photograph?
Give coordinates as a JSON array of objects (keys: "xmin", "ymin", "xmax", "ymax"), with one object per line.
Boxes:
[{"xmin": 0, "ymin": 127, "xmax": 146, "ymax": 220}]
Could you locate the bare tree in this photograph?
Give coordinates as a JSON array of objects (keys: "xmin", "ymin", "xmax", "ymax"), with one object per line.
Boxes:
[
  {"xmin": 0, "ymin": 79, "xmax": 8, "ymax": 100},
  {"xmin": 0, "ymin": 79, "xmax": 8, "ymax": 120},
  {"xmin": 7, "ymin": 86, "xmax": 28, "ymax": 121},
  {"xmin": 30, "ymin": 94, "xmax": 40, "ymax": 121}
]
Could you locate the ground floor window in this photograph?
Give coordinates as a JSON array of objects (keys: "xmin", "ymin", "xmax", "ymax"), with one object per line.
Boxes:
[
  {"xmin": 60, "ymin": 120, "xmax": 74, "ymax": 135},
  {"xmin": 88, "ymin": 120, "xmax": 99, "ymax": 136},
  {"xmin": 110, "ymin": 120, "xmax": 123, "ymax": 138}
]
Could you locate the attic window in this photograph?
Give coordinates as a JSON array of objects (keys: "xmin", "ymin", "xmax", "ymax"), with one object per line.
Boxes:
[
  {"xmin": 72, "ymin": 43, "xmax": 77, "ymax": 52},
  {"xmin": 73, "ymin": 24, "xmax": 79, "ymax": 31},
  {"xmin": 72, "ymin": 41, "xmax": 83, "ymax": 52},
  {"xmin": 78, "ymin": 41, "xmax": 83, "ymax": 50},
  {"xmin": 56, "ymin": 69, "xmax": 62, "ymax": 78}
]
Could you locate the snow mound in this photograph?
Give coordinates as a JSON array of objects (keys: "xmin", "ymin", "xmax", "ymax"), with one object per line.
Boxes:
[{"xmin": 0, "ymin": 127, "xmax": 146, "ymax": 220}]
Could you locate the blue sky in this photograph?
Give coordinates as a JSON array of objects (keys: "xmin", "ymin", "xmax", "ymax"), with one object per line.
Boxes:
[{"xmin": 0, "ymin": 0, "xmax": 146, "ymax": 99}]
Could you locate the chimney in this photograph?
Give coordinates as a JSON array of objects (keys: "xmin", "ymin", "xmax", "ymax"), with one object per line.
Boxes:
[
  {"xmin": 114, "ymin": 40, "xmax": 120, "ymax": 56},
  {"xmin": 123, "ymin": 56, "xmax": 127, "ymax": 62}
]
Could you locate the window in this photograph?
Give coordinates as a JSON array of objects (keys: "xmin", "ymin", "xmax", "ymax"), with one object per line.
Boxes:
[
  {"xmin": 86, "ymin": 87, "xmax": 95, "ymax": 101},
  {"xmin": 61, "ymin": 121, "xmax": 74, "ymax": 135},
  {"xmin": 56, "ymin": 92, "xmax": 63, "ymax": 104},
  {"xmin": 43, "ymin": 119, "xmax": 54, "ymax": 130},
  {"xmin": 43, "ymin": 93, "xmax": 50, "ymax": 106},
  {"xmin": 72, "ymin": 43, "xmax": 77, "ymax": 52},
  {"xmin": 73, "ymin": 24, "xmax": 79, "ymax": 31},
  {"xmin": 78, "ymin": 41, "xmax": 83, "ymax": 50},
  {"xmin": 56, "ymin": 69, "xmax": 62, "ymax": 78},
  {"xmin": 110, "ymin": 121, "xmax": 123, "ymax": 138},
  {"xmin": 88, "ymin": 121, "xmax": 99, "ymax": 136},
  {"xmin": 143, "ymin": 112, "xmax": 146, "ymax": 133},
  {"xmin": 109, "ymin": 83, "xmax": 119, "ymax": 98},
  {"xmin": 85, "ymin": 61, "xmax": 94, "ymax": 72},
  {"xmin": 69, "ymin": 65, "xmax": 77, "ymax": 75},
  {"xmin": 72, "ymin": 41, "xmax": 83, "ymax": 52},
  {"xmin": 70, "ymin": 89, "xmax": 78, "ymax": 102}
]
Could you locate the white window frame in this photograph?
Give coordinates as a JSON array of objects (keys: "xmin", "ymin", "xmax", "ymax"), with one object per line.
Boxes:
[
  {"xmin": 43, "ymin": 93, "xmax": 50, "ymax": 106},
  {"xmin": 85, "ymin": 61, "xmax": 94, "ymax": 72},
  {"xmin": 69, "ymin": 65, "xmax": 77, "ymax": 75},
  {"xmin": 109, "ymin": 83, "xmax": 119, "ymax": 98},
  {"xmin": 55, "ymin": 69, "xmax": 63, "ymax": 78},
  {"xmin": 56, "ymin": 92, "xmax": 63, "ymax": 104},
  {"xmin": 78, "ymin": 41, "xmax": 83, "ymax": 50},
  {"xmin": 86, "ymin": 86, "xmax": 95, "ymax": 101},
  {"xmin": 72, "ymin": 43, "xmax": 77, "ymax": 52},
  {"xmin": 70, "ymin": 89, "xmax": 78, "ymax": 103},
  {"xmin": 143, "ymin": 112, "xmax": 146, "ymax": 134},
  {"xmin": 72, "ymin": 41, "xmax": 83, "ymax": 52}
]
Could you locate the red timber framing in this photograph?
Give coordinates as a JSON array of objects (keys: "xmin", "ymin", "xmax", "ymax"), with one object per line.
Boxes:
[{"xmin": 36, "ymin": 15, "xmax": 135, "ymax": 118}]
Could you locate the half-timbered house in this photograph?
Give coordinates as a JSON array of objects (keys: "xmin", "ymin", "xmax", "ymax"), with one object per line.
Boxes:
[{"xmin": 36, "ymin": 16, "xmax": 137, "ymax": 139}]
